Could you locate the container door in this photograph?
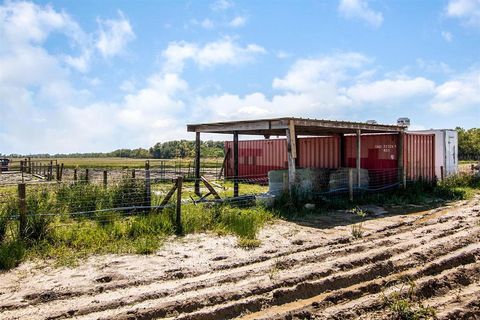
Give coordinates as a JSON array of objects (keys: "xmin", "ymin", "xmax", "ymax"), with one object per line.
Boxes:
[{"xmin": 445, "ymin": 132, "xmax": 457, "ymax": 176}]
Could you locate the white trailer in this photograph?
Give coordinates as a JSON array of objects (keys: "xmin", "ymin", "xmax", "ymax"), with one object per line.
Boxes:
[{"xmin": 408, "ymin": 129, "xmax": 458, "ymax": 180}]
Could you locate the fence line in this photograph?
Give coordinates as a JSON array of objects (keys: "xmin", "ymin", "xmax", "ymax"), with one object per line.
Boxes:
[{"xmin": 0, "ymin": 164, "xmax": 444, "ymax": 243}]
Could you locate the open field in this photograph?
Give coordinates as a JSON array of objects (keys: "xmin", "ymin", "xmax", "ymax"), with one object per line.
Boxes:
[
  {"xmin": 7, "ymin": 157, "xmax": 223, "ymax": 169},
  {"xmin": 0, "ymin": 194, "xmax": 479, "ymax": 319}
]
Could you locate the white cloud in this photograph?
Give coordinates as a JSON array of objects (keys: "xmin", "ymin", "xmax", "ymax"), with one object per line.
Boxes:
[
  {"xmin": 96, "ymin": 11, "xmax": 135, "ymax": 58},
  {"xmin": 446, "ymin": 0, "xmax": 480, "ymax": 27},
  {"xmin": 338, "ymin": 0, "xmax": 384, "ymax": 27},
  {"xmin": 416, "ymin": 59, "xmax": 454, "ymax": 74},
  {"xmin": 431, "ymin": 68, "xmax": 480, "ymax": 114},
  {"xmin": 162, "ymin": 38, "xmax": 266, "ymax": 72},
  {"xmin": 275, "ymin": 51, "xmax": 290, "ymax": 59},
  {"xmin": 346, "ymin": 78, "xmax": 436, "ymax": 103},
  {"xmin": 210, "ymin": 0, "xmax": 234, "ymax": 11},
  {"xmin": 229, "ymin": 16, "xmax": 247, "ymax": 27},
  {"xmin": 201, "ymin": 18, "xmax": 214, "ymax": 29},
  {"xmin": 272, "ymin": 53, "xmax": 370, "ymax": 92},
  {"xmin": 441, "ymin": 31, "xmax": 453, "ymax": 42}
]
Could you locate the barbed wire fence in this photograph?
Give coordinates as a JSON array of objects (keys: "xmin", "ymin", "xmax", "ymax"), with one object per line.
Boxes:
[{"xmin": 0, "ymin": 159, "xmax": 445, "ymax": 243}]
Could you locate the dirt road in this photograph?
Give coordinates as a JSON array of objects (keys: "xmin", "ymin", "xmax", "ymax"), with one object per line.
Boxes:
[{"xmin": 1, "ymin": 196, "xmax": 479, "ymax": 319}]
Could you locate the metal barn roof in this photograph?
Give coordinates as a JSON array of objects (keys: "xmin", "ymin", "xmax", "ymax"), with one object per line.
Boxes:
[{"xmin": 187, "ymin": 117, "xmax": 406, "ymax": 136}]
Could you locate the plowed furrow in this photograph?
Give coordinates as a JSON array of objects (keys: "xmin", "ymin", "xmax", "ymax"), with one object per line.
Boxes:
[
  {"xmin": 1, "ymin": 198, "xmax": 478, "ymax": 320},
  {"xmin": 64, "ymin": 227, "xmax": 480, "ymax": 320},
  {"xmin": 292, "ymin": 261, "xmax": 480, "ymax": 320}
]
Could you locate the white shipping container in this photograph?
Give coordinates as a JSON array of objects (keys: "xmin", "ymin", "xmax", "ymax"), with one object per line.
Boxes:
[{"xmin": 408, "ymin": 129, "xmax": 458, "ymax": 179}]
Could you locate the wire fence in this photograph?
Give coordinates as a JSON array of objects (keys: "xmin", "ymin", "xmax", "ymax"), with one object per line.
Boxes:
[{"xmin": 2, "ymin": 156, "xmax": 460, "ymax": 253}]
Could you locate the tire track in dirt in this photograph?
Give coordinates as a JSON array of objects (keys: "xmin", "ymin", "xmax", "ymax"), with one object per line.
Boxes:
[{"xmin": 1, "ymin": 197, "xmax": 479, "ymax": 320}]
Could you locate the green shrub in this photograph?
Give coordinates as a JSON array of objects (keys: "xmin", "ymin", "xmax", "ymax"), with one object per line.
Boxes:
[
  {"xmin": 110, "ymin": 176, "xmax": 146, "ymax": 213},
  {"xmin": 0, "ymin": 241, "xmax": 25, "ymax": 270},
  {"xmin": 0, "ymin": 211, "xmax": 9, "ymax": 243},
  {"xmin": 56, "ymin": 182, "xmax": 104, "ymax": 217},
  {"xmin": 217, "ymin": 206, "xmax": 272, "ymax": 240},
  {"xmin": 22, "ymin": 189, "xmax": 56, "ymax": 243},
  {"xmin": 127, "ymin": 213, "xmax": 174, "ymax": 238},
  {"xmin": 134, "ymin": 237, "xmax": 159, "ymax": 254},
  {"xmin": 181, "ymin": 204, "xmax": 215, "ymax": 234}
]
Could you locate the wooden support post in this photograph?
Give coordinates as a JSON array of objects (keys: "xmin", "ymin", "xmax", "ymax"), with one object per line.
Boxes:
[
  {"xmin": 73, "ymin": 168, "xmax": 77, "ymax": 181},
  {"xmin": 160, "ymin": 181, "xmax": 177, "ymax": 207},
  {"xmin": 356, "ymin": 129, "xmax": 361, "ymax": 187},
  {"xmin": 349, "ymin": 168, "xmax": 354, "ymax": 201},
  {"xmin": 201, "ymin": 176, "xmax": 221, "ymax": 199},
  {"xmin": 217, "ymin": 148, "xmax": 230, "ymax": 180},
  {"xmin": 85, "ymin": 169, "xmax": 89, "ymax": 183},
  {"xmin": 145, "ymin": 161, "xmax": 151, "ymax": 209},
  {"xmin": 59, "ymin": 163, "xmax": 64, "ymax": 181},
  {"xmin": 398, "ymin": 132, "xmax": 405, "ymax": 188},
  {"xmin": 176, "ymin": 176, "xmax": 183, "ymax": 235},
  {"xmin": 286, "ymin": 122, "xmax": 297, "ymax": 193},
  {"xmin": 339, "ymin": 134, "xmax": 346, "ymax": 167},
  {"xmin": 440, "ymin": 166, "xmax": 444, "ymax": 181},
  {"xmin": 233, "ymin": 131, "xmax": 239, "ymax": 198},
  {"xmin": 131, "ymin": 169, "xmax": 136, "ymax": 179},
  {"xmin": 18, "ymin": 183, "xmax": 26, "ymax": 239},
  {"xmin": 194, "ymin": 132, "xmax": 201, "ymax": 196},
  {"xmin": 103, "ymin": 170, "xmax": 108, "ymax": 188}
]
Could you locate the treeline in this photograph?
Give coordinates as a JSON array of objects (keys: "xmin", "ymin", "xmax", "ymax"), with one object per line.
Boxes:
[
  {"xmin": 3, "ymin": 140, "xmax": 225, "ymax": 159},
  {"xmin": 457, "ymin": 127, "xmax": 480, "ymax": 160}
]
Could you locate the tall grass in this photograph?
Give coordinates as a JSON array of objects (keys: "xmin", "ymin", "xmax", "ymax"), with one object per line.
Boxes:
[{"xmin": 0, "ymin": 176, "xmax": 275, "ymax": 269}]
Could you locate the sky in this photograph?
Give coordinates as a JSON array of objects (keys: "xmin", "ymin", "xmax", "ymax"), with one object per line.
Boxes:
[{"xmin": 0, "ymin": 0, "xmax": 479, "ymax": 154}]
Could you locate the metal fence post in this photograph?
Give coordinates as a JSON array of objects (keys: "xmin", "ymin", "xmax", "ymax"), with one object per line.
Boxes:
[
  {"xmin": 18, "ymin": 183, "xmax": 27, "ymax": 239},
  {"xmin": 176, "ymin": 176, "xmax": 183, "ymax": 235}
]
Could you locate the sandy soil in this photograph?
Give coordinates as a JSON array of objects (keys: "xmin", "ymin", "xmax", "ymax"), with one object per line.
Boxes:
[{"xmin": 0, "ymin": 196, "xmax": 479, "ymax": 320}]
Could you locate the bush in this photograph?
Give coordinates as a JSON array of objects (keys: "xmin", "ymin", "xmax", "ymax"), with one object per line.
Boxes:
[
  {"xmin": 56, "ymin": 182, "xmax": 104, "ymax": 217},
  {"xmin": 217, "ymin": 206, "xmax": 273, "ymax": 240},
  {"xmin": 22, "ymin": 189, "xmax": 56, "ymax": 243},
  {"xmin": 0, "ymin": 211, "xmax": 9, "ymax": 243},
  {"xmin": 0, "ymin": 241, "xmax": 25, "ymax": 270},
  {"xmin": 110, "ymin": 175, "xmax": 146, "ymax": 213}
]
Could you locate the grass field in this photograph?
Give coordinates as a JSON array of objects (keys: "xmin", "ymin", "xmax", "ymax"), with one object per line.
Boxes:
[{"xmin": 8, "ymin": 157, "xmax": 223, "ymax": 169}]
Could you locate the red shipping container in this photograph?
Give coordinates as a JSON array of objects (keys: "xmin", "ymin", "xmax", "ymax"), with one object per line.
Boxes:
[{"xmin": 224, "ymin": 133, "xmax": 435, "ymax": 182}]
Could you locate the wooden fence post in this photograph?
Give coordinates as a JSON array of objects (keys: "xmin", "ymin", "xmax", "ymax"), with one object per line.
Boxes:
[
  {"xmin": 348, "ymin": 168, "xmax": 354, "ymax": 202},
  {"xmin": 85, "ymin": 169, "xmax": 89, "ymax": 183},
  {"xmin": 56, "ymin": 164, "xmax": 60, "ymax": 181},
  {"xmin": 59, "ymin": 163, "xmax": 64, "ymax": 181},
  {"xmin": 440, "ymin": 166, "xmax": 444, "ymax": 181},
  {"xmin": 18, "ymin": 183, "xmax": 27, "ymax": 239},
  {"xmin": 49, "ymin": 161, "xmax": 53, "ymax": 181},
  {"xmin": 131, "ymin": 169, "xmax": 136, "ymax": 179},
  {"xmin": 176, "ymin": 176, "xmax": 183, "ymax": 235},
  {"xmin": 145, "ymin": 161, "xmax": 151, "ymax": 209},
  {"xmin": 73, "ymin": 168, "xmax": 77, "ymax": 181},
  {"xmin": 103, "ymin": 170, "xmax": 108, "ymax": 188}
]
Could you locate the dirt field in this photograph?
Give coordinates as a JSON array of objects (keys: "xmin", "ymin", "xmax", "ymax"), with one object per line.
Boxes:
[{"xmin": 0, "ymin": 196, "xmax": 479, "ymax": 320}]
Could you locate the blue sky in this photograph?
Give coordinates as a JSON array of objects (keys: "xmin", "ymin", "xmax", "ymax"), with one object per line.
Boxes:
[{"xmin": 0, "ymin": 0, "xmax": 479, "ymax": 154}]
